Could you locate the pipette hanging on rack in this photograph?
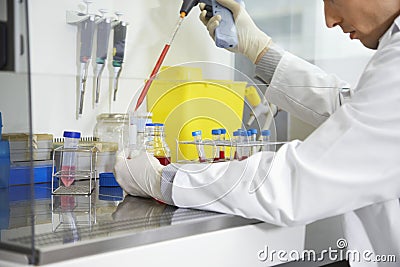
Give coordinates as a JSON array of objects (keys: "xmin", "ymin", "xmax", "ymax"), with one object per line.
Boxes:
[
  {"xmin": 66, "ymin": 0, "xmax": 96, "ymax": 118},
  {"xmin": 111, "ymin": 12, "xmax": 128, "ymax": 102},
  {"xmin": 94, "ymin": 9, "xmax": 112, "ymax": 105}
]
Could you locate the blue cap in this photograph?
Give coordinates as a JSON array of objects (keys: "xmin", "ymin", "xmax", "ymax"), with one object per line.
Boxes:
[
  {"xmin": 145, "ymin": 123, "xmax": 155, "ymax": 127},
  {"xmin": 212, "ymin": 129, "xmax": 221, "ymax": 135},
  {"xmin": 246, "ymin": 130, "xmax": 252, "ymax": 136},
  {"xmin": 261, "ymin": 130, "xmax": 271, "ymax": 136},
  {"xmin": 192, "ymin": 130, "xmax": 202, "ymax": 137},
  {"xmin": 219, "ymin": 128, "xmax": 227, "ymax": 134},
  {"xmin": 153, "ymin": 123, "xmax": 164, "ymax": 126},
  {"xmin": 233, "ymin": 131, "xmax": 240, "ymax": 137},
  {"xmin": 250, "ymin": 128, "xmax": 258, "ymax": 135},
  {"xmin": 99, "ymin": 172, "xmax": 120, "ymax": 187},
  {"xmin": 63, "ymin": 131, "xmax": 81, "ymax": 139},
  {"xmin": 238, "ymin": 129, "xmax": 247, "ymax": 136}
]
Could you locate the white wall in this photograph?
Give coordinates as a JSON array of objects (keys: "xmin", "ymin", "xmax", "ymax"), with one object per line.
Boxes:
[
  {"xmin": 22, "ymin": 0, "xmax": 233, "ymax": 137},
  {"xmin": 312, "ymin": 1, "xmax": 375, "ymax": 87}
]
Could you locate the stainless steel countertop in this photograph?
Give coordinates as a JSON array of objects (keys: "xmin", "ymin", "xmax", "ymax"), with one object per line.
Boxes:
[{"xmin": 0, "ymin": 182, "xmax": 260, "ymax": 265}]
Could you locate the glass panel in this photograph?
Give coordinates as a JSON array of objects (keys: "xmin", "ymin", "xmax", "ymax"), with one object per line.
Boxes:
[{"xmin": 0, "ymin": 0, "xmax": 35, "ymax": 264}]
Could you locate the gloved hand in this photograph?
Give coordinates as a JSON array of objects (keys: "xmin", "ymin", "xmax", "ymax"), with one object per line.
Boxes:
[
  {"xmin": 114, "ymin": 150, "xmax": 164, "ymax": 201},
  {"xmin": 199, "ymin": 0, "xmax": 272, "ymax": 64}
]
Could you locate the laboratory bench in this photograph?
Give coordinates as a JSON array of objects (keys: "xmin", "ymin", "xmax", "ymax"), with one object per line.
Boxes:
[{"xmin": 0, "ymin": 182, "xmax": 305, "ymax": 267}]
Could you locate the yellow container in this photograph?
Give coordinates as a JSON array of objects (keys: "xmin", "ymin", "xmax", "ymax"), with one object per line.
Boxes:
[{"xmin": 147, "ymin": 67, "xmax": 246, "ymax": 162}]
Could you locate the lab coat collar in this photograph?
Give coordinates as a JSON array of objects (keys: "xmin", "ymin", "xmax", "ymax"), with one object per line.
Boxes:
[
  {"xmin": 378, "ymin": 15, "xmax": 400, "ymax": 48},
  {"xmin": 392, "ymin": 15, "xmax": 400, "ymax": 35}
]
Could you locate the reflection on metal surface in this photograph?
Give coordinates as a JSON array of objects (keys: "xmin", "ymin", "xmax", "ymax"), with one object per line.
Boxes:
[
  {"xmin": 51, "ymin": 194, "xmax": 96, "ymax": 234},
  {"xmin": 7, "ymin": 199, "xmax": 217, "ymax": 248},
  {"xmin": 1, "ymin": 183, "xmax": 259, "ymax": 265}
]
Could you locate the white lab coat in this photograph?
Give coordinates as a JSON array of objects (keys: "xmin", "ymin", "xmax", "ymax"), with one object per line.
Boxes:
[{"xmin": 171, "ymin": 16, "xmax": 400, "ymax": 266}]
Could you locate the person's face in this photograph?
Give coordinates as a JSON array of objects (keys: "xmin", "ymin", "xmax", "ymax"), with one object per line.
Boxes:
[{"xmin": 323, "ymin": 0, "xmax": 400, "ymax": 49}]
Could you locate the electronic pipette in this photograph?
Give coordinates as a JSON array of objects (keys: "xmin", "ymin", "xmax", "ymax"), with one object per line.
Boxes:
[{"xmin": 180, "ymin": 0, "xmax": 241, "ymax": 48}]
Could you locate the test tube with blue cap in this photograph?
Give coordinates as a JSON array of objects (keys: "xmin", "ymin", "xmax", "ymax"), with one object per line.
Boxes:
[
  {"xmin": 211, "ymin": 129, "xmax": 222, "ymax": 162},
  {"xmin": 249, "ymin": 128, "xmax": 258, "ymax": 155},
  {"xmin": 219, "ymin": 128, "xmax": 226, "ymax": 161},
  {"xmin": 236, "ymin": 129, "xmax": 247, "ymax": 160},
  {"xmin": 261, "ymin": 130, "xmax": 271, "ymax": 151},
  {"xmin": 192, "ymin": 130, "xmax": 206, "ymax": 163},
  {"xmin": 144, "ymin": 123, "xmax": 155, "ymax": 151},
  {"xmin": 232, "ymin": 130, "xmax": 240, "ymax": 160},
  {"xmin": 61, "ymin": 131, "xmax": 81, "ymax": 187},
  {"xmin": 244, "ymin": 130, "xmax": 253, "ymax": 158}
]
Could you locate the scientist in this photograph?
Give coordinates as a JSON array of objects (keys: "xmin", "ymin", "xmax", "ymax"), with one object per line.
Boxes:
[{"xmin": 115, "ymin": 0, "xmax": 400, "ymax": 266}]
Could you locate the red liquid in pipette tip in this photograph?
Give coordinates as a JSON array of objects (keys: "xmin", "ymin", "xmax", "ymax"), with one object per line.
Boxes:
[
  {"xmin": 135, "ymin": 16, "xmax": 184, "ymax": 111},
  {"xmin": 135, "ymin": 44, "xmax": 171, "ymax": 111}
]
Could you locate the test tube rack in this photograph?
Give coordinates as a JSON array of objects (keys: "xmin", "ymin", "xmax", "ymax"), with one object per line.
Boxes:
[
  {"xmin": 175, "ymin": 139, "xmax": 286, "ymax": 163},
  {"xmin": 52, "ymin": 145, "xmax": 98, "ymax": 195}
]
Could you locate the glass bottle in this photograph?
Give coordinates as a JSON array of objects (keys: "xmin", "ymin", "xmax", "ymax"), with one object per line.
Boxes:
[
  {"xmin": 93, "ymin": 113, "xmax": 129, "ymax": 152},
  {"xmin": 146, "ymin": 123, "xmax": 171, "ymax": 166},
  {"xmin": 129, "ymin": 112, "xmax": 152, "ymax": 156}
]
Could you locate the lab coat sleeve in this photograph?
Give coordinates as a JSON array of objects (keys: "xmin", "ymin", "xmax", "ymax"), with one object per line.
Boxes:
[
  {"xmin": 258, "ymin": 51, "xmax": 351, "ymax": 127},
  {"xmin": 171, "ymin": 32, "xmax": 400, "ymax": 227}
]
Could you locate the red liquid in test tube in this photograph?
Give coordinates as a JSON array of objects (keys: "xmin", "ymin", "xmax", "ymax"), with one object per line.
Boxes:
[
  {"xmin": 61, "ymin": 131, "xmax": 81, "ymax": 187},
  {"xmin": 156, "ymin": 156, "xmax": 171, "ymax": 166},
  {"xmin": 61, "ymin": 166, "xmax": 76, "ymax": 187}
]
